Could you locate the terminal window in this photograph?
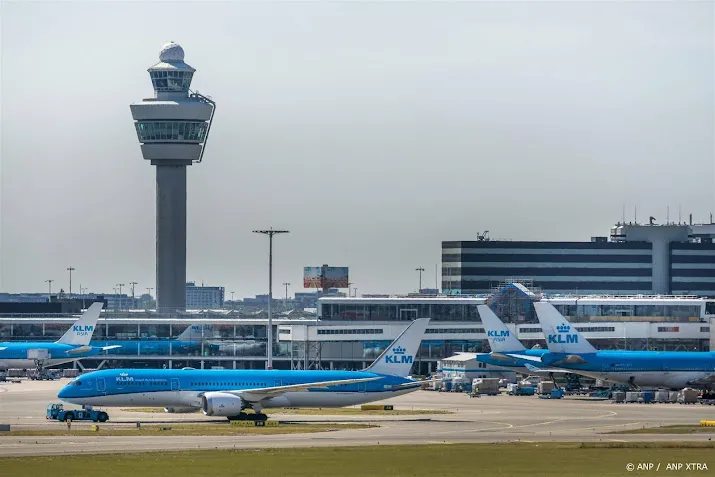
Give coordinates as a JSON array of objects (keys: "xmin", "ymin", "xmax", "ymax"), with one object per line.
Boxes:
[
  {"xmin": 317, "ymin": 329, "xmax": 383, "ymax": 335},
  {"xmin": 425, "ymin": 328, "xmax": 485, "ymax": 334},
  {"xmin": 574, "ymin": 326, "xmax": 616, "ymax": 333}
]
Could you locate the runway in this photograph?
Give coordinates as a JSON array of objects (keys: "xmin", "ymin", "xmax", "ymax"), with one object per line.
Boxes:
[{"xmin": 1, "ymin": 379, "xmax": 714, "ymax": 456}]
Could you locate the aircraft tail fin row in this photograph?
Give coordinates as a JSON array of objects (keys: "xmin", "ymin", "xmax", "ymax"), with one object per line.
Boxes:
[
  {"xmin": 533, "ymin": 302, "xmax": 597, "ymax": 354},
  {"xmin": 364, "ymin": 318, "xmax": 430, "ymax": 377},
  {"xmin": 477, "ymin": 305, "xmax": 525, "ymax": 352},
  {"xmin": 56, "ymin": 302, "xmax": 104, "ymax": 346}
]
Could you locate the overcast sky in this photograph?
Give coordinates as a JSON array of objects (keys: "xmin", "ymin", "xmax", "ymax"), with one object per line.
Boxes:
[{"xmin": 1, "ymin": 1, "xmax": 713, "ymax": 299}]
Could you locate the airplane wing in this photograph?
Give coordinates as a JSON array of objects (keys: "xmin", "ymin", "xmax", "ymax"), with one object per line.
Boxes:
[
  {"xmin": 552, "ymin": 354, "xmax": 589, "ymax": 365},
  {"xmin": 688, "ymin": 375, "xmax": 715, "ymax": 385},
  {"xmin": 383, "ymin": 381, "xmax": 424, "ymax": 390},
  {"xmin": 505, "ymin": 353, "xmax": 544, "ymax": 363},
  {"xmin": 490, "ymin": 352, "xmax": 519, "ymax": 362},
  {"xmin": 0, "ymin": 347, "xmax": 6, "ymax": 351},
  {"xmin": 100, "ymin": 345, "xmax": 122, "ymax": 351},
  {"xmin": 225, "ymin": 376, "xmax": 383, "ymax": 402},
  {"xmin": 524, "ymin": 363, "xmax": 571, "ymax": 374}
]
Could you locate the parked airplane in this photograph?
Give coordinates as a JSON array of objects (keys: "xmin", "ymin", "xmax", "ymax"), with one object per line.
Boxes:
[
  {"xmin": 91, "ymin": 323, "xmax": 206, "ymax": 356},
  {"xmin": 58, "ymin": 318, "xmax": 430, "ymax": 420},
  {"xmin": 522, "ymin": 302, "xmax": 715, "ymax": 389},
  {"xmin": 472, "ymin": 305, "xmax": 561, "ymax": 375},
  {"xmin": 0, "ymin": 303, "xmax": 118, "ymax": 372}
]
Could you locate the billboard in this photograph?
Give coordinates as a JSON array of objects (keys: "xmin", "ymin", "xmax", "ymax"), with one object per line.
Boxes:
[
  {"xmin": 303, "ymin": 267, "xmax": 323, "ymax": 288},
  {"xmin": 303, "ymin": 266, "xmax": 349, "ymax": 289},
  {"xmin": 323, "ymin": 267, "xmax": 349, "ymax": 288}
]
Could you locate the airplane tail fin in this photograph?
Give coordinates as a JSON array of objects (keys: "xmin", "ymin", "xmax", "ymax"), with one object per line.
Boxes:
[
  {"xmin": 56, "ymin": 302, "xmax": 104, "ymax": 346},
  {"xmin": 533, "ymin": 302, "xmax": 597, "ymax": 354},
  {"xmin": 477, "ymin": 305, "xmax": 525, "ymax": 352},
  {"xmin": 364, "ymin": 318, "xmax": 430, "ymax": 377},
  {"xmin": 178, "ymin": 324, "xmax": 204, "ymax": 341}
]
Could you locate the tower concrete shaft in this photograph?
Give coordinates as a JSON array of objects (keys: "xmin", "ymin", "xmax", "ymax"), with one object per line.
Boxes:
[{"xmin": 156, "ymin": 164, "xmax": 187, "ymax": 311}]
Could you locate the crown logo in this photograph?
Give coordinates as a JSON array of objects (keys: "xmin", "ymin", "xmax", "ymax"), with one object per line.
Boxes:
[
  {"xmin": 393, "ymin": 346, "xmax": 406, "ymax": 355},
  {"xmin": 556, "ymin": 324, "xmax": 570, "ymax": 333}
]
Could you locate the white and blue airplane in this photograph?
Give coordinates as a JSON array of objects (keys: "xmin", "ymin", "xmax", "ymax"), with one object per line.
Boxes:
[
  {"xmin": 519, "ymin": 302, "xmax": 715, "ymax": 389},
  {"xmin": 0, "ymin": 303, "xmax": 118, "ymax": 371},
  {"xmin": 58, "ymin": 318, "xmax": 430, "ymax": 420}
]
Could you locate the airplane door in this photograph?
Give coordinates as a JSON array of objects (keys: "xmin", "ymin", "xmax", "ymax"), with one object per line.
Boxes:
[
  {"xmin": 96, "ymin": 378, "xmax": 106, "ymax": 394},
  {"xmin": 274, "ymin": 380, "xmax": 283, "ymax": 387},
  {"xmin": 171, "ymin": 378, "xmax": 180, "ymax": 391},
  {"xmin": 358, "ymin": 382, "xmax": 367, "ymax": 392}
]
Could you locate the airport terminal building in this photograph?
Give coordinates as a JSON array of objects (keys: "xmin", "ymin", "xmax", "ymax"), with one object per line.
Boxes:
[
  {"xmin": 1, "ymin": 285, "xmax": 714, "ymax": 375},
  {"xmin": 443, "ymin": 222, "xmax": 715, "ymax": 296}
]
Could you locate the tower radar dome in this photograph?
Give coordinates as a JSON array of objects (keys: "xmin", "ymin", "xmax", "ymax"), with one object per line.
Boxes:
[{"xmin": 159, "ymin": 42, "xmax": 185, "ymax": 62}]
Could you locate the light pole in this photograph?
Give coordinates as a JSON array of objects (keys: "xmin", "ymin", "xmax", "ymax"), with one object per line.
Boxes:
[
  {"xmin": 253, "ymin": 227, "xmax": 290, "ymax": 370},
  {"xmin": 348, "ymin": 282, "xmax": 353, "ymax": 297},
  {"xmin": 129, "ymin": 281, "xmax": 138, "ymax": 299},
  {"xmin": 66, "ymin": 266, "xmax": 75, "ymax": 294},
  {"xmin": 416, "ymin": 267, "xmax": 425, "ymax": 292},
  {"xmin": 146, "ymin": 287, "xmax": 153, "ymax": 297},
  {"xmin": 353, "ymin": 287, "xmax": 358, "ymax": 298},
  {"xmin": 117, "ymin": 283, "xmax": 125, "ymax": 310},
  {"xmin": 282, "ymin": 282, "xmax": 290, "ymax": 302},
  {"xmin": 45, "ymin": 279, "xmax": 54, "ymax": 299}
]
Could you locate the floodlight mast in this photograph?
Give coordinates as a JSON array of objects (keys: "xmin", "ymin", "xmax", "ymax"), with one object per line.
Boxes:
[{"xmin": 253, "ymin": 228, "xmax": 290, "ymax": 369}]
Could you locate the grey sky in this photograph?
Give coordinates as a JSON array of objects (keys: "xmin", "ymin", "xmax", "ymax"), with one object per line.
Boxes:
[{"xmin": 1, "ymin": 1, "xmax": 713, "ymax": 298}]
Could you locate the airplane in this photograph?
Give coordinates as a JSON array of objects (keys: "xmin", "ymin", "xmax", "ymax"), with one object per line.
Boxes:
[
  {"xmin": 472, "ymin": 304, "xmax": 563, "ymax": 375},
  {"xmin": 90, "ymin": 323, "xmax": 207, "ymax": 356},
  {"xmin": 519, "ymin": 302, "xmax": 715, "ymax": 390},
  {"xmin": 0, "ymin": 303, "xmax": 119, "ymax": 373},
  {"xmin": 58, "ymin": 318, "xmax": 431, "ymax": 420}
]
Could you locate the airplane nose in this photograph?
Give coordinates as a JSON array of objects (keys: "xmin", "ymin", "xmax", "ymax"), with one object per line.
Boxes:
[{"xmin": 58, "ymin": 385, "xmax": 73, "ymax": 400}]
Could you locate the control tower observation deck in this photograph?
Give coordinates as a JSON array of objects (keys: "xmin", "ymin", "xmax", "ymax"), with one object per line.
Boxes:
[{"xmin": 130, "ymin": 42, "xmax": 216, "ymax": 312}]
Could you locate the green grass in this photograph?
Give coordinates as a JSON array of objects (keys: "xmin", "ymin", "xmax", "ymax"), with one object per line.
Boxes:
[
  {"xmin": 121, "ymin": 407, "xmax": 451, "ymax": 415},
  {"xmin": 608, "ymin": 425, "xmax": 715, "ymax": 435},
  {"xmin": 1, "ymin": 443, "xmax": 713, "ymax": 476},
  {"xmin": 3, "ymin": 422, "xmax": 375, "ymax": 437}
]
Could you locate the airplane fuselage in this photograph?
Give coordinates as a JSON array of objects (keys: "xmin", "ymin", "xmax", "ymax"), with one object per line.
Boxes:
[
  {"xmin": 0, "ymin": 342, "xmax": 108, "ymax": 370},
  {"xmin": 58, "ymin": 368, "xmax": 421, "ymax": 409},
  {"xmin": 541, "ymin": 350, "xmax": 715, "ymax": 389}
]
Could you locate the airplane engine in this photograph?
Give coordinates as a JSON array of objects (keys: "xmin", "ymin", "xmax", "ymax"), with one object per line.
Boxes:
[
  {"xmin": 164, "ymin": 407, "xmax": 198, "ymax": 414},
  {"xmin": 201, "ymin": 392, "xmax": 246, "ymax": 416}
]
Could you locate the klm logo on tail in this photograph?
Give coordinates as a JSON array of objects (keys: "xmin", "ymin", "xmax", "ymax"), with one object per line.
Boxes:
[
  {"xmin": 548, "ymin": 324, "xmax": 578, "ymax": 344},
  {"xmin": 385, "ymin": 346, "xmax": 413, "ymax": 364},
  {"xmin": 72, "ymin": 325, "xmax": 94, "ymax": 336},
  {"xmin": 487, "ymin": 330, "xmax": 510, "ymax": 342}
]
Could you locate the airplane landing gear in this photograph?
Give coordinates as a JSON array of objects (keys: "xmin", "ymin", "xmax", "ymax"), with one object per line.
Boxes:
[
  {"xmin": 628, "ymin": 376, "xmax": 640, "ymax": 390},
  {"xmin": 29, "ymin": 359, "xmax": 54, "ymax": 380},
  {"xmin": 548, "ymin": 372, "xmax": 562, "ymax": 390}
]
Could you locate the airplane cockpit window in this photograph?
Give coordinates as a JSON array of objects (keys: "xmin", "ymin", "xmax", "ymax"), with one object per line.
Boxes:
[{"xmin": 75, "ymin": 380, "xmax": 82, "ymax": 386}]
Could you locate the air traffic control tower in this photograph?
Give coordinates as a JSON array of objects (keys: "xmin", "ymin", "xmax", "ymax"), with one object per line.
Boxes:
[{"xmin": 130, "ymin": 42, "xmax": 216, "ymax": 312}]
